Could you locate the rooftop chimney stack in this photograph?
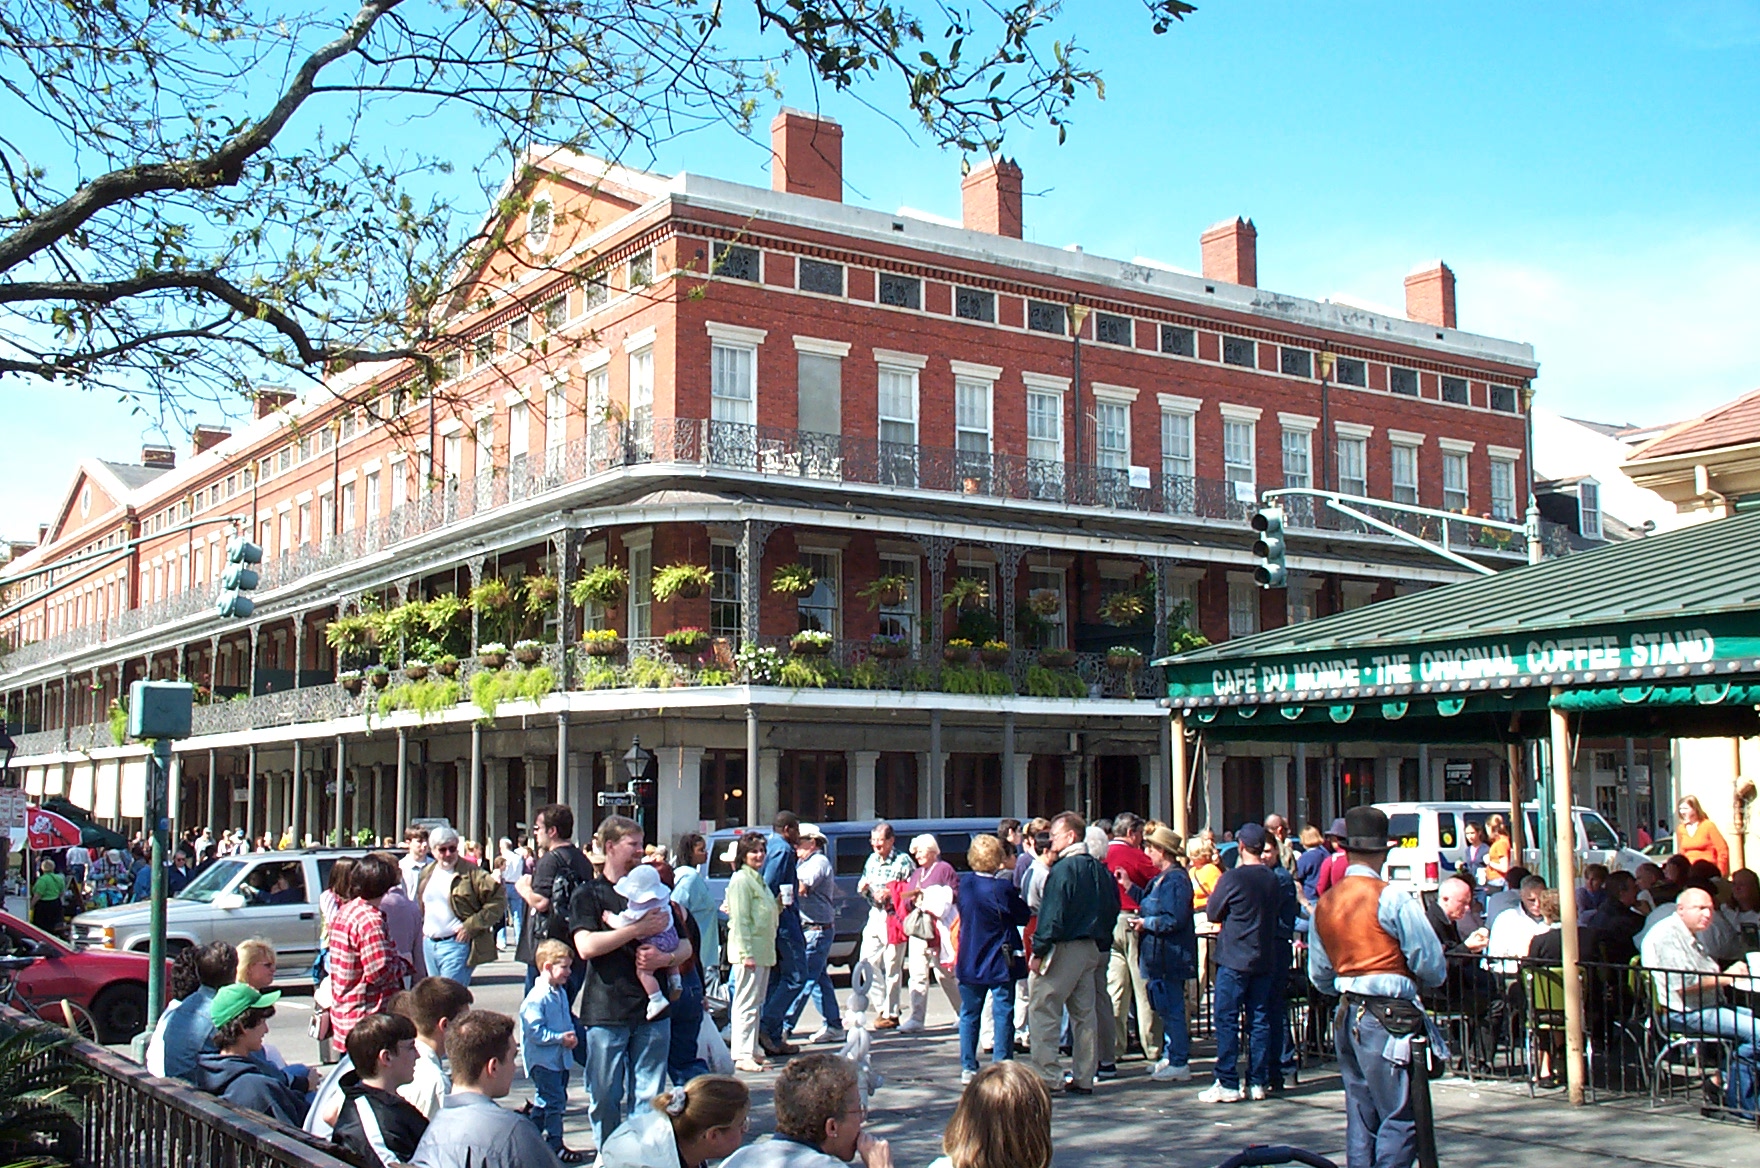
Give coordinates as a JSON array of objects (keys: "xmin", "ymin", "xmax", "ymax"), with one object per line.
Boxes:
[
  {"xmin": 253, "ymin": 388, "xmax": 296, "ymax": 419},
  {"xmin": 770, "ymin": 109, "xmax": 844, "ymax": 202},
  {"xmin": 141, "ymin": 444, "xmax": 176, "ymax": 469},
  {"xmin": 1404, "ymin": 261, "xmax": 1457, "ymax": 329},
  {"xmin": 961, "ymin": 158, "xmax": 1024, "ymax": 239},
  {"xmin": 1200, "ymin": 218, "xmax": 1258, "ymax": 287},
  {"xmin": 192, "ymin": 425, "xmax": 232, "ymax": 457}
]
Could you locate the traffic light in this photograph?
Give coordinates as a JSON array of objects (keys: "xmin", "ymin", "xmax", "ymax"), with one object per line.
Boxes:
[
  {"xmin": 1251, "ymin": 505, "xmax": 1288, "ymax": 588},
  {"xmin": 215, "ymin": 535, "xmax": 263, "ymax": 618}
]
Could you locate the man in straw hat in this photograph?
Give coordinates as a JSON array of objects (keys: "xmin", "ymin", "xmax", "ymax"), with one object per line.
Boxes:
[{"xmin": 1308, "ymin": 805, "xmax": 1446, "ymax": 1168}]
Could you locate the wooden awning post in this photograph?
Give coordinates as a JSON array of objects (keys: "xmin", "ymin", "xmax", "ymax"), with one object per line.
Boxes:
[
  {"xmin": 1549, "ymin": 691, "xmax": 1587, "ymax": 1105},
  {"xmin": 1171, "ymin": 710, "xmax": 1189, "ymax": 841}
]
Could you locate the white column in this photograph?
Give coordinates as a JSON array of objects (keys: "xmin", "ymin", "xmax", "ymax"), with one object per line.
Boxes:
[
  {"xmin": 657, "ymin": 746, "xmax": 705, "ymax": 848},
  {"xmin": 1009, "ymin": 753, "xmax": 1032, "ymax": 820},
  {"xmin": 1203, "ymin": 755, "xmax": 1224, "ymax": 833},
  {"xmin": 1147, "ymin": 753, "xmax": 1165, "ymax": 823},
  {"xmin": 568, "ymin": 752, "xmax": 592, "ymax": 829},
  {"xmin": 852, "ymin": 751, "xmax": 880, "ymax": 820},
  {"xmin": 1266, "ymin": 756, "xmax": 1291, "ymax": 819},
  {"xmin": 1378, "ymin": 755, "xmax": 1400, "ymax": 803},
  {"xmin": 370, "ymin": 764, "xmax": 386, "ymax": 843},
  {"xmin": 483, "ymin": 757, "xmax": 510, "ymax": 846},
  {"xmin": 917, "ymin": 752, "xmax": 935, "ymax": 818},
  {"xmin": 1063, "ymin": 756, "xmax": 1082, "ymax": 818},
  {"xmin": 756, "ymin": 748, "xmax": 781, "ymax": 827},
  {"xmin": 1293, "ymin": 743, "xmax": 1309, "ymax": 829}
]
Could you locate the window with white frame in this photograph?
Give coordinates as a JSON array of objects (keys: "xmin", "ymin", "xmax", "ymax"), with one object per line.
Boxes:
[
  {"xmin": 341, "ymin": 482, "xmax": 357, "ymax": 532},
  {"xmin": 1442, "ymin": 450, "xmax": 1469, "ymax": 512},
  {"xmin": 1027, "ymin": 391, "xmax": 1062, "ymax": 465},
  {"xmin": 628, "ymin": 347, "xmax": 654, "ymax": 435},
  {"xmin": 1167, "ymin": 573, "xmax": 1201, "ymax": 634},
  {"xmin": 474, "ymin": 416, "xmax": 495, "ymax": 479},
  {"xmin": 585, "ymin": 363, "xmax": 609, "ymax": 425},
  {"xmin": 1337, "ymin": 435, "xmax": 1368, "ymax": 497},
  {"xmin": 710, "ymin": 542, "xmax": 742, "ymax": 641},
  {"xmin": 1490, "ymin": 458, "xmax": 1517, "ymax": 520},
  {"xmin": 1391, "ymin": 442, "xmax": 1419, "ymax": 505},
  {"xmin": 390, "ymin": 462, "xmax": 407, "ymax": 510},
  {"xmin": 1578, "ymin": 479, "xmax": 1602, "ymax": 539},
  {"xmin": 296, "ymin": 501, "xmax": 311, "ymax": 545},
  {"xmin": 878, "ymin": 367, "xmax": 917, "ymax": 447},
  {"xmin": 711, "ymin": 341, "xmax": 756, "ymax": 426},
  {"xmin": 877, "ymin": 554, "xmax": 918, "ymax": 644},
  {"xmin": 1223, "ymin": 418, "xmax": 1255, "ymax": 488},
  {"xmin": 508, "ymin": 401, "xmax": 529, "ymax": 462},
  {"xmin": 796, "ymin": 550, "xmax": 841, "ymax": 636},
  {"xmin": 1026, "ymin": 565, "xmax": 1065, "ymax": 648},
  {"xmin": 545, "ymin": 383, "xmax": 567, "ymax": 454},
  {"xmin": 955, "ymin": 379, "xmax": 991, "ymax": 456},
  {"xmin": 1162, "ymin": 408, "xmax": 1195, "ymax": 481},
  {"xmin": 1228, "ymin": 576, "xmax": 1261, "ymax": 638},
  {"xmin": 1281, "ymin": 427, "xmax": 1312, "ymax": 489},
  {"xmin": 444, "ymin": 433, "xmax": 463, "ymax": 484},
  {"xmin": 319, "ymin": 492, "xmax": 335, "ymax": 542},
  {"xmin": 1095, "ymin": 400, "xmax": 1130, "ymax": 469},
  {"xmin": 628, "ymin": 542, "xmax": 652, "ymax": 638},
  {"xmin": 366, "ymin": 471, "xmax": 381, "ymax": 521}
]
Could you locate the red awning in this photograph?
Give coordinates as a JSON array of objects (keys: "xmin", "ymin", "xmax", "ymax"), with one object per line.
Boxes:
[{"xmin": 26, "ymin": 805, "xmax": 82, "ymax": 850}]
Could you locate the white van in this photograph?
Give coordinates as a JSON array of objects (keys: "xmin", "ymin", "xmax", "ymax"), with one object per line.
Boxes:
[{"xmin": 1373, "ymin": 801, "xmax": 1647, "ymax": 896}]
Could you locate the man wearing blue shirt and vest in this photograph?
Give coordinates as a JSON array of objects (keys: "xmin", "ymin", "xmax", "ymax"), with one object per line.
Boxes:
[
  {"xmin": 1309, "ymin": 806, "xmax": 1446, "ymax": 1168},
  {"xmin": 760, "ymin": 811, "xmax": 808, "ymax": 1057}
]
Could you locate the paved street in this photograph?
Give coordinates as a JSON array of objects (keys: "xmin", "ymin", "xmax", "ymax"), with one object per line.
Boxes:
[{"xmin": 252, "ymin": 958, "xmax": 1757, "ymax": 1168}]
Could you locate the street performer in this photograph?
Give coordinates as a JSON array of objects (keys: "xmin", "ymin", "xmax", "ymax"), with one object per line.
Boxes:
[{"xmin": 1308, "ymin": 806, "xmax": 1446, "ymax": 1168}]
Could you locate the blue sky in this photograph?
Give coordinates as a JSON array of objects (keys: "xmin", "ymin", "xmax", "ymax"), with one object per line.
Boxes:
[{"xmin": 5, "ymin": 0, "xmax": 1759, "ymax": 535}]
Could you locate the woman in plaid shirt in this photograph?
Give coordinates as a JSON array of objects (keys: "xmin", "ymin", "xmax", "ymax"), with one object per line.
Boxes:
[{"xmin": 329, "ymin": 852, "xmax": 414, "ymax": 1053}]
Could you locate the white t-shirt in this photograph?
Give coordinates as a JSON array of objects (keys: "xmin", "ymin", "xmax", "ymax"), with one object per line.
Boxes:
[
  {"xmin": 422, "ymin": 865, "xmax": 463, "ymax": 939},
  {"xmin": 66, "ymin": 846, "xmax": 90, "ymax": 869}
]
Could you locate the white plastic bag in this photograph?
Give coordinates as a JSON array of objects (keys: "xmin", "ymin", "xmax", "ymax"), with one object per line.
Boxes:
[{"xmin": 699, "ymin": 1013, "xmax": 734, "ymax": 1075}]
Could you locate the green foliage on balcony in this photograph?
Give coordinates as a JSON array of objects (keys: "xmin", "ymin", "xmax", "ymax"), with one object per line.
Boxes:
[
  {"xmin": 651, "ymin": 563, "xmax": 712, "ymax": 603},
  {"xmin": 469, "ymin": 665, "xmax": 555, "ymax": 721},
  {"xmin": 572, "ymin": 565, "xmax": 629, "ymax": 607},
  {"xmin": 377, "ymin": 677, "xmax": 463, "ymax": 721},
  {"xmin": 940, "ymin": 663, "xmax": 1013, "ymax": 696},
  {"xmin": 1025, "ymin": 665, "xmax": 1089, "ymax": 698},
  {"xmin": 628, "ymin": 656, "xmax": 684, "ymax": 688},
  {"xmin": 770, "ymin": 563, "xmax": 817, "ymax": 595}
]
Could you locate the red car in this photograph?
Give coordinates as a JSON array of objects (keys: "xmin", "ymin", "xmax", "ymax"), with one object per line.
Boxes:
[{"xmin": 1, "ymin": 910, "xmax": 158, "ymax": 1042}]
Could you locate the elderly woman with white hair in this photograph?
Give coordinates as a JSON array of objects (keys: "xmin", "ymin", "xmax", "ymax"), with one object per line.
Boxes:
[{"xmin": 900, "ymin": 833, "xmax": 961, "ymax": 1032}]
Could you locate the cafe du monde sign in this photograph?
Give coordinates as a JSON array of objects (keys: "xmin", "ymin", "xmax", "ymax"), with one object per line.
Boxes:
[{"xmin": 1163, "ymin": 623, "xmax": 1760, "ymax": 707}]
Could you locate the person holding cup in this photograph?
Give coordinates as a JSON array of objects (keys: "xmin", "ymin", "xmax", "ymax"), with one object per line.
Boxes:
[{"xmin": 759, "ymin": 812, "xmax": 808, "ymax": 1059}]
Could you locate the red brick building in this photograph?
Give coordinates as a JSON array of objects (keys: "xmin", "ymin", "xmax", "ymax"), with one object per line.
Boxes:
[{"xmin": 1, "ymin": 111, "xmax": 1541, "ymax": 851}]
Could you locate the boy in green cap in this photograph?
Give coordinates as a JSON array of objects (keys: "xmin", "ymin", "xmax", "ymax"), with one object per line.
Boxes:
[{"xmin": 186, "ymin": 982, "xmax": 307, "ymax": 1127}]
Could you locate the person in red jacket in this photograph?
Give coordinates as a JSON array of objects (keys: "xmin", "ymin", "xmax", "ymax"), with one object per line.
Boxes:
[{"xmin": 1105, "ymin": 813, "xmax": 1162, "ymax": 1064}]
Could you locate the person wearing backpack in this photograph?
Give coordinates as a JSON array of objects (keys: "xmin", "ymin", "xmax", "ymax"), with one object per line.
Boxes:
[{"xmin": 517, "ymin": 804, "xmax": 596, "ymax": 998}]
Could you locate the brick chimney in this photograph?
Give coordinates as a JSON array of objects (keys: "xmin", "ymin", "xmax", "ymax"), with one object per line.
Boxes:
[
  {"xmin": 1200, "ymin": 218, "xmax": 1257, "ymax": 287},
  {"xmin": 254, "ymin": 388, "xmax": 296, "ymax": 419},
  {"xmin": 141, "ymin": 444, "xmax": 176, "ymax": 469},
  {"xmin": 1404, "ymin": 261, "xmax": 1457, "ymax": 329},
  {"xmin": 770, "ymin": 109, "xmax": 843, "ymax": 202},
  {"xmin": 192, "ymin": 425, "xmax": 232, "ymax": 456},
  {"xmin": 961, "ymin": 158, "xmax": 1024, "ymax": 239}
]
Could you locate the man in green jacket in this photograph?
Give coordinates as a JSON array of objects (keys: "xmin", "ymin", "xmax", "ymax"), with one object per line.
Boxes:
[
  {"xmin": 417, "ymin": 826, "xmax": 507, "ymax": 986},
  {"xmin": 1027, "ymin": 811, "xmax": 1119, "ymax": 1095}
]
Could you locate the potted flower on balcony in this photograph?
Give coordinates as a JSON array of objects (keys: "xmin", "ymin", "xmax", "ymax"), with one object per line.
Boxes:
[
  {"xmin": 1036, "ymin": 646, "xmax": 1078, "ymax": 669},
  {"xmin": 477, "ymin": 641, "xmax": 509, "ymax": 669},
  {"xmin": 1105, "ymin": 645, "xmax": 1144, "ymax": 671},
  {"xmin": 1099, "ymin": 591, "xmax": 1147, "ymax": 627},
  {"xmin": 337, "ymin": 669, "xmax": 364, "ymax": 695},
  {"xmin": 571, "ymin": 564, "xmax": 629, "ymax": 608},
  {"xmin": 368, "ymin": 665, "xmax": 392, "ymax": 689},
  {"xmin": 859, "ymin": 574, "xmax": 911, "ymax": 609},
  {"xmin": 513, "ymin": 639, "xmax": 545, "ymax": 665},
  {"xmin": 868, "ymin": 633, "xmax": 909, "ymax": 660},
  {"xmin": 664, "ymin": 627, "xmax": 712, "ymax": 658},
  {"xmin": 770, "ymin": 563, "xmax": 817, "ymax": 596},
  {"xmin": 404, "ymin": 659, "xmax": 431, "ymax": 681},
  {"xmin": 942, "ymin": 637, "xmax": 974, "ymax": 664},
  {"xmin": 652, "ymin": 563, "xmax": 712, "ymax": 602},
  {"xmin": 1027, "ymin": 588, "xmax": 1062, "ymax": 617},
  {"xmin": 942, "ymin": 576, "xmax": 989, "ymax": 613},
  {"xmin": 521, "ymin": 573, "xmax": 560, "ymax": 614},
  {"xmin": 790, "ymin": 629, "xmax": 833, "ymax": 657},
  {"xmin": 581, "ymin": 628, "xmax": 622, "ymax": 657},
  {"xmin": 979, "ymin": 639, "xmax": 1011, "ymax": 667},
  {"xmin": 434, "ymin": 654, "xmax": 460, "ymax": 678}
]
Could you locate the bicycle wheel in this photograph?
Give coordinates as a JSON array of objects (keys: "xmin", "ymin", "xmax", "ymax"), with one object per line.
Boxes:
[{"xmin": 52, "ymin": 997, "xmax": 102, "ymax": 1044}]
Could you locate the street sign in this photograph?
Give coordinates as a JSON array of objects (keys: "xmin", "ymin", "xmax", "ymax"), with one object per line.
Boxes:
[
  {"xmin": 0, "ymin": 788, "xmax": 26, "ymax": 829},
  {"xmin": 597, "ymin": 791, "xmax": 638, "ymax": 807}
]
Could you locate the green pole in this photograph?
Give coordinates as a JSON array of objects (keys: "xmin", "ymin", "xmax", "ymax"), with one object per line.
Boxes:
[{"xmin": 146, "ymin": 738, "xmax": 171, "ymax": 1029}]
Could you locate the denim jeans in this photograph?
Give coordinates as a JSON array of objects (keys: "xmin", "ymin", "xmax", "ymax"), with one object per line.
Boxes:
[
  {"xmin": 1145, "ymin": 977, "xmax": 1190, "ymax": 1068},
  {"xmin": 528, "ymin": 1064, "xmax": 569, "ymax": 1150},
  {"xmin": 1335, "ymin": 997, "xmax": 1416, "ymax": 1168},
  {"xmin": 760, "ymin": 912, "xmax": 807, "ymax": 1042},
  {"xmin": 1211, "ymin": 965, "xmax": 1274, "ymax": 1090},
  {"xmin": 786, "ymin": 924, "xmax": 843, "ymax": 1033},
  {"xmin": 502, "ymin": 896, "xmax": 525, "ymax": 949},
  {"xmin": 581, "ymin": 1018, "xmax": 671, "ymax": 1150},
  {"xmin": 1266, "ymin": 941, "xmax": 1297, "ymax": 1086},
  {"xmin": 1666, "ymin": 1006, "xmax": 1760, "ymax": 1059},
  {"xmin": 423, "ymin": 936, "xmax": 472, "ymax": 986},
  {"xmin": 667, "ymin": 967, "xmax": 710, "ymax": 1086},
  {"xmin": 958, "ymin": 981, "xmax": 1015, "ymax": 1073}
]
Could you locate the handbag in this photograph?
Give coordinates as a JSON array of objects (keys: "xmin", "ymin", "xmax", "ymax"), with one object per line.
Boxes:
[
  {"xmin": 308, "ymin": 976, "xmax": 334, "ymax": 1043},
  {"xmin": 903, "ymin": 906, "xmax": 938, "ymax": 942}
]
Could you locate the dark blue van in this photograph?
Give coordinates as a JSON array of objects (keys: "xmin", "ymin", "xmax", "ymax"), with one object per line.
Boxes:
[{"xmin": 703, "ymin": 818, "xmax": 1004, "ymax": 971}]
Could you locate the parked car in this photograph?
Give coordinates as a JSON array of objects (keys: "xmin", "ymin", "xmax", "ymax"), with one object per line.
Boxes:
[
  {"xmin": 702, "ymin": 818, "xmax": 1002, "ymax": 971},
  {"xmin": 0, "ymin": 909, "xmax": 161, "ymax": 1042},
  {"xmin": 1374, "ymin": 801, "xmax": 1647, "ymax": 896},
  {"xmin": 70, "ymin": 848, "xmax": 369, "ymax": 976},
  {"xmin": 1642, "ymin": 835, "xmax": 1674, "ymax": 858}
]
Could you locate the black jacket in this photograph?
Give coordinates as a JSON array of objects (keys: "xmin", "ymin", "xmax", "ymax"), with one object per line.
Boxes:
[
  {"xmin": 330, "ymin": 1071, "xmax": 429, "ymax": 1167},
  {"xmin": 1583, "ymin": 902, "xmax": 1644, "ymax": 964},
  {"xmin": 1032, "ymin": 851, "xmax": 1120, "ymax": 957},
  {"xmin": 186, "ymin": 1051, "xmax": 308, "ymax": 1128}
]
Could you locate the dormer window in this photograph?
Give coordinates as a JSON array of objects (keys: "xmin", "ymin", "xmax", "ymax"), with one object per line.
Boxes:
[{"xmin": 1577, "ymin": 478, "xmax": 1602, "ymax": 540}]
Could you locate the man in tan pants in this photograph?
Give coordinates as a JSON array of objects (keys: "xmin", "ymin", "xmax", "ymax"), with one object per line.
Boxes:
[
  {"xmin": 1105, "ymin": 813, "xmax": 1161, "ymax": 1062},
  {"xmin": 1026, "ymin": 812, "xmax": 1120, "ymax": 1094}
]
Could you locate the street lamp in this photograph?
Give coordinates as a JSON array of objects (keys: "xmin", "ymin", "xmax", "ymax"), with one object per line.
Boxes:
[{"xmin": 620, "ymin": 736, "xmax": 657, "ymax": 835}]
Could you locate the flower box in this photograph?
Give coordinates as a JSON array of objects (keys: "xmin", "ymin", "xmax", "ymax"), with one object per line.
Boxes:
[
  {"xmin": 942, "ymin": 642, "xmax": 973, "ymax": 665},
  {"xmin": 404, "ymin": 662, "xmax": 430, "ymax": 681},
  {"xmin": 367, "ymin": 668, "xmax": 392, "ymax": 689},
  {"xmin": 790, "ymin": 632, "xmax": 833, "ymax": 657},
  {"xmin": 1106, "ymin": 648, "xmax": 1143, "ymax": 671},
  {"xmin": 434, "ymin": 657, "xmax": 460, "ymax": 677},
  {"xmin": 1036, "ymin": 648, "xmax": 1078, "ymax": 669},
  {"xmin": 478, "ymin": 651, "xmax": 506, "ymax": 669},
  {"xmin": 868, "ymin": 637, "xmax": 909, "ymax": 660},
  {"xmin": 581, "ymin": 634, "xmax": 622, "ymax": 657},
  {"xmin": 979, "ymin": 646, "xmax": 1011, "ymax": 667},
  {"xmin": 338, "ymin": 673, "xmax": 364, "ymax": 695},
  {"xmin": 513, "ymin": 641, "xmax": 544, "ymax": 665}
]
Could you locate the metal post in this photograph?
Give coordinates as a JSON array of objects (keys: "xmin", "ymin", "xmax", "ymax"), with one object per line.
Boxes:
[
  {"xmin": 395, "ymin": 728, "xmax": 409, "ymax": 837},
  {"xmin": 1410, "ymin": 1032, "xmax": 1440, "ymax": 1168},
  {"xmin": 1623, "ymin": 737, "xmax": 1638, "ymax": 846},
  {"xmin": 929, "ymin": 709, "xmax": 943, "ymax": 818},
  {"xmin": 334, "ymin": 735, "xmax": 347, "ymax": 844},
  {"xmin": 1002, "ymin": 713, "xmax": 1016, "ymax": 816},
  {"xmin": 1549, "ymin": 692, "xmax": 1587, "ymax": 1105},
  {"xmin": 146, "ymin": 738, "xmax": 171, "ymax": 1028},
  {"xmin": 1506, "ymin": 737, "xmax": 1525, "ymax": 866},
  {"xmin": 206, "ymin": 749, "xmax": 220, "ymax": 832},
  {"xmin": 1171, "ymin": 711, "xmax": 1189, "ymax": 840},
  {"xmin": 556, "ymin": 713, "xmax": 570, "ymax": 813}
]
